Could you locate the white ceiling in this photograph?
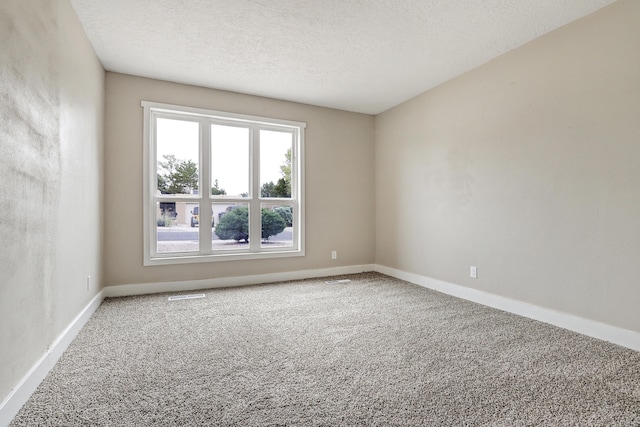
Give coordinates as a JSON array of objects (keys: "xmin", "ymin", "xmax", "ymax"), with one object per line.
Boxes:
[{"xmin": 70, "ymin": 0, "xmax": 614, "ymax": 115}]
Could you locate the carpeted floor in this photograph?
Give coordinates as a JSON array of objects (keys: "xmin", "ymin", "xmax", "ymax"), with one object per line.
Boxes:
[{"xmin": 10, "ymin": 273, "xmax": 640, "ymax": 426}]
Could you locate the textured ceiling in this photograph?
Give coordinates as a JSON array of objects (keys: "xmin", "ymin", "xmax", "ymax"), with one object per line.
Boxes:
[{"xmin": 70, "ymin": 0, "xmax": 614, "ymax": 114}]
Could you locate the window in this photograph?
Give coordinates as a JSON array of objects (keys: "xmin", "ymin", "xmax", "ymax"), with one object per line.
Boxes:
[{"xmin": 142, "ymin": 101, "xmax": 305, "ymax": 265}]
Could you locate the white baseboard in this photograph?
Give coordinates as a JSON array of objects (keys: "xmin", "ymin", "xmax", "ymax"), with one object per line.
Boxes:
[
  {"xmin": 103, "ymin": 264, "xmax": 376, "ymax": 298},
  {"xmin": 0, "ymin": 291, "xmax": 105, "ymax": 427},
  {"xmin": 7, "ymin": 263, "xmax": 634, "ymax": 427},
  {"xmin": 375, "ymin": 264, "xmax": 640, "ymax": 352}
]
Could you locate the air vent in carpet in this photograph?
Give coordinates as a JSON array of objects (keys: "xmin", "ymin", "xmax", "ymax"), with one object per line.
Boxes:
[
  {"xmin": 324, "ymin": 279, "xmax": 352, "ymax": 284},
  {"xmin": 168, "ymin": 294, "xmax": 205, "ymax": 301}
]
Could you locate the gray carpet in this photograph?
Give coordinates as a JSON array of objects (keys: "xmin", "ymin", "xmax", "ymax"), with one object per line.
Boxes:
[{"xmin": 10, "ymin": 273, "xmax": 640, "ymax": 426}]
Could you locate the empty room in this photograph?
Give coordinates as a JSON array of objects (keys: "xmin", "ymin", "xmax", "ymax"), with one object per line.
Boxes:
[{"xmin": 1, "ymin": 0, "xmax": 639, "ymax": 425}]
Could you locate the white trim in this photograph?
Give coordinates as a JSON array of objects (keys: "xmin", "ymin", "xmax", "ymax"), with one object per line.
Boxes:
[
  {"xmin": 142, "ymin": 101, "xmax": 306, "ymax": 266},
  {"xmin": 144, "ymin": 247, "xmax": 306, "ymax": 266},
  {"xmin": 104, "ymin": 264, "xmax": 375, "ymax": 298},
  {"xmin": 375, "ymin": 264, "xmax": 640, "ymax": 352},
  {"xmin": 0, "ymin": 291, "xmax": 105, "ymax": 427},
  {"xmin": 140, "ymin": 100, "xmax": 306, "ymax": 129},
  {"xmin": 142, "ymin": 104, "xmax": 151, "ymax": 265}
]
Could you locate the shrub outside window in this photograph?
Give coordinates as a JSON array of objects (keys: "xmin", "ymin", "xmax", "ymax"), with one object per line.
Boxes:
[{"xmin": 142, "ymin": 101, "xmax": 305, "ymax": 265}]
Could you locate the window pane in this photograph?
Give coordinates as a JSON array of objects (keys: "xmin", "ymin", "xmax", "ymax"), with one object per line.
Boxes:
[
  {"xmin": 212, "ymin": 203, "xmax": 250, "ymax": 251},
  {"xmin": 186, "ymin": 202, "xmax": 209, "ymax": 228},
  {"xmin": 156, "ymin": 202, "xmax": 198, "ymax": 253},
  {"xmin": 211, "ymin": 124, "xmax": 249, "ymax": 198},
  {"xmin": 260, "ymin": 130, "xmax": 292, "ymax": 198},
  {"xmin": 261, "ymin": 203, "xmax": 293, "ymax": 248},
  {"xmin": 157, "ymin": 118, "xmax": 199, "ymax": 195}
]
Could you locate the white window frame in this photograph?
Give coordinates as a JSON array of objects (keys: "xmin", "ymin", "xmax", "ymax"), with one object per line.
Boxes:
[{"xmin": 142, "ymin": 101, "xmax": 305, "ymax": 266}]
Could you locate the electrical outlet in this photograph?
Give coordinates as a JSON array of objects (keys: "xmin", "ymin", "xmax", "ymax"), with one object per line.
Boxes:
[
  {"xmin": 331, "ymin": 250, "xmax": 337, "ymax": 260},
  {"xmin": 86, "ymin": 276, "xmax": 91, "ymax": 291},
  {"xmin": 470, "ymin": 266, "xmax": 477, "ymax": 279}
]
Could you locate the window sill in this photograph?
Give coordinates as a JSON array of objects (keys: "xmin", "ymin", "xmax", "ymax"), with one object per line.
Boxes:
[{"xmin": 144, "ymin": 248, "xmax": 305, "ymax": 266}]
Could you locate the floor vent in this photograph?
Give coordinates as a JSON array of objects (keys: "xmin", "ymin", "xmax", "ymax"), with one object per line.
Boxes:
[
  {"xmin": 324, "ymin": 279, "xmax": 352, "ymax": 285},
  {"xmin": 168, "ymin": 294, "xmax": 206, "ymax": 301}
]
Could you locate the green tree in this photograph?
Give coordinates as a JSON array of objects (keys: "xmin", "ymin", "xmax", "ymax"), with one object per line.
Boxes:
[
  {"xmin": 157, "ymin": 173, "xmax": 169, "ymax": 193},
  {"xmin": 274, "ymin": 206, "xmax": 293, "ymax": 226},
  {"xmin": 214, "ymin": 207, "xmax": 249, "ymax": 242},
  {"xmin": 260, "ymin": 149, "xmax": 292, "ymax": 198},
  {"xmin": 261, "ymin": 209, "xmax": 286, "ymax": 239},
  {"xmin": 214, "ymin": 207, "xmax": 286, "ymax": 242},
  {"xmin": 261, "ymin": 181, "xmax": 276, "ymax": 197},
  {"xmin": 273, "ymin": 177, "xmax": 290, "ymax": 198},
  {"xmin": 173, "ymin": 160, "xmax": 198, "ymax": 193},
  {"xmin": 157, "ymin": 154, "xmax": 198, "ymax": 194},
  {"xmin": 211, "ymin": 179, "xmax": 227, "ymax": 195},
  {"xmin": 280, "ymin": 148, "xmax": 291, "ymax": 186}
]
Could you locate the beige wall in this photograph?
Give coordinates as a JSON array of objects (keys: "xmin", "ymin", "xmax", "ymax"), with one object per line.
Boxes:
[
  {"xmin": 104, "ymin": 73, "xmax": 375, "ymax": 286},
  {"xmin": 0, "ymin": 0, "xmax": 104, "ymax": 403},
  {"xmin": 2, "ymin": 0, "xmax": 637, "ymax": 413},
  {"xmin": 376, "ymin": 0, "xmax": 640, "ymax": 333}
]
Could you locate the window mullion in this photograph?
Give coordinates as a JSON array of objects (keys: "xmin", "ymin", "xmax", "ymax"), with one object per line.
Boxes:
[
  {"xmin": 292, "ymin": 130, "xmax": 302, "ymax": 251},
  {"xmin": 148, "ymin": 112, "xmax": 158, "ymax": 257},
  {"xmin": 250, "ymin": 125, "xmax": 261, "ymax": 251},
  {"xmin": 200, "ymin": 120, "xmax": 212, "ymax": 252}
]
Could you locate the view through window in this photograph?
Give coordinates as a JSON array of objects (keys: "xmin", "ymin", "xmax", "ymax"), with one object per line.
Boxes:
[{"xmin": 142, "ymin": 102, "xmax": 305, "ymax": 265}]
